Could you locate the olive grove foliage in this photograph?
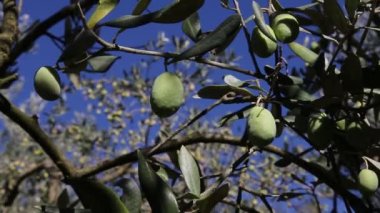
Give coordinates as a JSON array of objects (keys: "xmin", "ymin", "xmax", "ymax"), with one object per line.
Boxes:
[{"xmin": 0, "ymin": 0, "xmax": 379, "ymax": 212}]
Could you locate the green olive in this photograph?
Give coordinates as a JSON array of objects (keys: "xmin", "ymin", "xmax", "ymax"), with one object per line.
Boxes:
[
  {"xmin": 271, "ymin": 13, "xmax": 299, "ymax": 43},
  {"xmin": 247, "ymin": 106, "xmax": 277, "ymax": 147},
  {"xmin": 307, "ymin": 113, "xmax": 333, "ymax": 150},
  {"xmin": 251, "ymin": 26, "xmax": 277, "ymax": 58},
  {"xmin": 34, "ymin": 66, "xmax": 61, "ymax": 101},
  {"xmin": 358, "ymin": 169, "xmax": 379, "ymax": 196},
  {"xmin": 150, "ymin": 72, "xmax": 184, "ymax": 117}
]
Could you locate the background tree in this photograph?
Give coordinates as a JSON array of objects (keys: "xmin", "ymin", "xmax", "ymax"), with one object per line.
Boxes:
[{"xmin": 0, "ymin": 0, "xmax": 379, "ymax": 212}]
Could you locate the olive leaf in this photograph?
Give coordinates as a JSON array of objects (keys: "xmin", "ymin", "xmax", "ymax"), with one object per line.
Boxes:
[
  {"xmin": 323, "ymin": 0, "xmax": 351, "ymax": 33},
  {"xmin": 182, "ymin": 12, "xmax": 202, "ymax": 42},
  {"xmin": 178, "ymin": 146, "xmax": 201, "ymax": 197},
  {"xmin": 288, "ymin": 42, "xmax": 318, "ymax": 65},
  {"xmin": 69, "ymin": 178, "xmax": 130, "ymax": 213},
  {"xmin": 104, "ymin": 0, "xmax": 204, "ymax": 30},
  {"xmin": 115, "ymin": 178, "xmax": 142, "ymax": 213},
  {"xmin": 363, "ymin": 157, "xmax": 380, "ymax": 172},
  {"xmin": 88, "ymin": 55, "xmax": 120, "ymax": 73},
  {"xmin": 154, "ymin": 0, "xmax": 205, "ymax": 23},
  {"xmin": 137, "ymin": 150, "xmax": 179, "ymax": 213},
  {"xmin": 170, "ymin": 14, "xmax": 241, "ymax": 63},
  {"xmin": 132, "ymin": 0, "xmax": 151, "ymax": 15},
  {"xmin": 196, "ymin": 183, "xmax": 230, "ymax": 213},
  {"xmin": 196, "ymin": 84, "xmax": 253, "ymax": 99},
  {"xmin": 87, "ymin": 0, "xmax": 119, "ymax": 29},
  {"xmin": 58, "ymin": 29, "xmax": 96, "ymax": 63},
  {"xmin": 252, "ymin": 1, "xmax": 277, "ymax": 42},
  {"xmin": 223, "ymin": 75, "xmax": 247, "ymax": 87}
]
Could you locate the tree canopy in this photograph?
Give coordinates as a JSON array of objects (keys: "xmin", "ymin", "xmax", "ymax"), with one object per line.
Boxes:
[{"xmin": 0, "ymin": 0, "xmax": 379, "ymax": 212}]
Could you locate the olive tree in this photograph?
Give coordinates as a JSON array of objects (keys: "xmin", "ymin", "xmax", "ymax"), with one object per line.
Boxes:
[{"xmin": 0, "ymin": 0, "xmax": 379, "ymax": 212}]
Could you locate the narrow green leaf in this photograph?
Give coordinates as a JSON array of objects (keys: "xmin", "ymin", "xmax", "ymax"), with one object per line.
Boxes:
[
  {"xmin": 252, "ymin": 1, "xmax": 277, "ymax": 42},
  {"xmin": 182, "ymin": 12, "xmax": 202, "ymax": 42},
  {"xmin": 59, "ymin": 29, "xmax": 96, "ymax": 62},
  {"xmin": 288, "ymin": 42, "xmax": 318, "ymax": 65},
  {"xmin": 212, "ymin": 24, "xmax": 241, "ymax": 54},
  {"xmin": 178, "ymin": 146, "xmax": 201, "ymax": 197},
  {"xmin": 69, "ymin": 179, "xmax": 129, "ymax": 213},
  {"xmin": 103, "ymin": 13, "xmax": 158, "ymax": 29},
  {"xmin": 137, "ymin": 150, "xmax": 179, "ymax": 213},
  {"xmin": 196, "ymin": 183, "xmax": 230, "ymax": 213},
  {"xmin": 87, "ymin": 0, "xmax": 120, "ymax": 29},
  {"xmin": 323, "ymin": 0, "xmax": 351, "ymax": 33},
  {"xmin": 196, "ymin": 85, "xmax": 253, "ymax": 99},
  {"xmin": 116, "ymin": 179, "xmax": 142, "ymax": 213},
  {"xmin": 132, "ymin": 0, "xmax": 151, "ymax": 15},
  {"xmin": 341, "ymin": 52, "xmax": 363, "ymax": 94},
  {"xmin": 153, "ymin": 0, "xmax": 205, "ymax": 23},
  {"xmin": 88, "ymin": 55, "xmax": 120, "ymax": 73},
  {"xmin": 171, "ymin": 14, "xmax": 241, "ymax": 63}
]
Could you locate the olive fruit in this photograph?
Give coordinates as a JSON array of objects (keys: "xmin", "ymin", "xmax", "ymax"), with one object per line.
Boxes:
[
  {"xmin": 247, "ymin": 106, "xmax": 276, "ymax": 147},
  {"xmin": 150, "ymin": 72, "xmax": 184, "ymax": 117},
  {"xmin": 251, "ymin": 26, "xmax": 277, "ymax": 58},
  {"xmin": 307, "ymin": 113, "xmax": 334, "ymax": 150},
  {"xmin": 271, "ymin": 13, "xmax": 299, "ymax": 43},
  {"xmin": 358, "ymin": 169, "xmax": 379, "ymax": 196},
  {"xmin": 34, "ymin": 66, "xmax": 61, "ymax": 101}
]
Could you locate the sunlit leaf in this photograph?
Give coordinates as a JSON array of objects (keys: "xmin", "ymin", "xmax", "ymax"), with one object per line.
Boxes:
[
  {"xmin": 87, "ymin": 0, "xmax": 120, "ymax": 29},
  {"xmin": 288, "ymin": 42, "xmax": 318, "ymax": 65},
  {"xmin": 88, "ymin": 55, "xmax": 120, "ymax": 73},
  {"xmin": 252, "ymin": 1, "xmax": 276, "ymax": 42},
  {"xmin": 178, "ymin": 146, "xmax": 201, "ymax": 197}
]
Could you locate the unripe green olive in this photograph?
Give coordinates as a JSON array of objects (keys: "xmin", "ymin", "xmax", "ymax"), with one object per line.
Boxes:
[
  {"xmin": 307, "ymin": 113, "xmax": 333, "ymax": 150},
  {"xmin": 34, "ymin": 66, "xmax": 61, "ymax": 101},
  {"xmin": 247, "ymin": 106, "xmax": 277, "ymax": 147},
  {"xmin": 251, "ymin": 26, "xmax": 277, "ymax": 58},
  {"xmin": 271, "ymin": 13, "xmax": 299, "ymax": 43},
  {"xmin": 358, "ymin": 169, "xmax": 379, "ymax": 196},
  {"xmin": 150, "ymin": 72, "xmax": 184, "ymax": 117}
]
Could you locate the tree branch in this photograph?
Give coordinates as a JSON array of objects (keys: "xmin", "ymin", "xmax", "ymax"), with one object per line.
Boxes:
[
  {"xmin": 2, "ymin": 0, "xmax": 96, "ymax": 72},
  {"xmin": 3, "ymin": 161, "xmax": 46, "ymax": 206},
  {"xmin": 0, "ymin": 94, "xmax": 76, "ymax": 177},
  {"xmin": 75, "ymin": 132, "xmax": 366, "ymax": 211},
  {"xmin": 0, "ymin": 0, "xmax": 18, "ymax": 70}
]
